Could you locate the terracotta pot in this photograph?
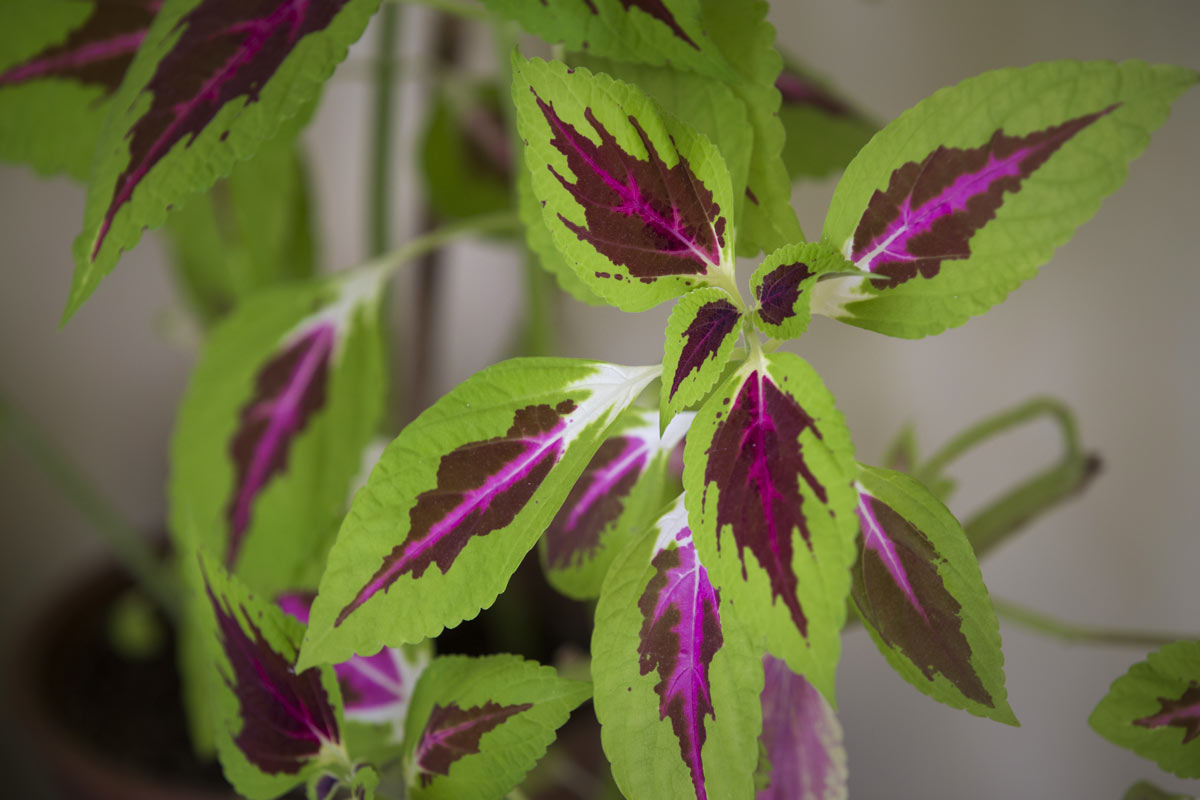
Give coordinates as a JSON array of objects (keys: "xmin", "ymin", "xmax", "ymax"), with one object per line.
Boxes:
[{"xmin": 10, "ymin": 563, "xmax": 236, "ymax": 800}]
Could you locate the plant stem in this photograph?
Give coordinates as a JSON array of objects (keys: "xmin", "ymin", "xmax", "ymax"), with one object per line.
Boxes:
[
  {"xmin": 364, "ymin": 211, "xmax": 521, "ymax": 280},
  {"xmin": 385, "ymin": 0, "xmax": 490, "ymax": 22},
  {"xmin": 0, "ymin": 393, "xmax": 178, "ymax": 620},
  {"xmin": 368, "ymin": 3, "xmax": 399, "ymax": 259},
  {"xmin": 993, "ymin": 598, "xmax": 1190, "ymax": 649}
]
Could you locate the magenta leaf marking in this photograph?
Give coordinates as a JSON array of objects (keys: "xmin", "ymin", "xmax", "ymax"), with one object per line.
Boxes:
[
  {"xmin": 279, "ymin": 592, "xmax": 418, "ymax": 722},
  {"xmin": 703, "ymin": 371, "xmax": 826, "ymax": 637},
  {"xmin": 637, "ymin": 531, "xmax": 723, "ymax": 800},
  {"xmin": 204, "ymin": 580, "xmax": 339, "ymax": 775},
  {"xmin": 534, "ymin": 91, "xmax": 726, "ymax": 282},
  {"xmin": 850, "ymin": 106, "xmax": 1116, "ymax": 285},
  {"xmin": 755, "ymin": 262, "xmax": 812, "ymax": 327},
  {"xmin": 670, "ymin": 299, "xmax": 741, "ymax": 399},
  {"xmin": 544, "ymin": 434, "xmax": 651, "ymax": 569},
  {"xmin": 0, "ymin": 0, "xmax": 159, "ymax": 94},
  {"xmin": 850, "ymin": 493, "xmax": 992, "ymax": 706},
  {"xmin": 1134, "ymin": 682, "xmax": 1200, "ymax": 744},
  {"xmin": 336, "ymin": 400, "xmax": 578, "ymax": 626},
  {"xmin": 758, "ymin": 655, "xmax": 846, "ymax": 800},
  {"xmin": 775, "ymin": 69, "xmax": 856, "ymax": 118},
  {"xmin": 226, "ymin": 322, "xmax": 335, "ymax": 567},
  {"xmin": 415, "ymin": 701, "xmax": 533, "ymax": 787},
  {"xmin": 92, "ymin": 0, "xmax": 353, "ymax": 259}
]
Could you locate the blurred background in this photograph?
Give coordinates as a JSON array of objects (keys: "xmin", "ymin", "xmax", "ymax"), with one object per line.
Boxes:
[{"xmin": 1, "ymin": 0, "xmax": 1197, "ymax": 796}]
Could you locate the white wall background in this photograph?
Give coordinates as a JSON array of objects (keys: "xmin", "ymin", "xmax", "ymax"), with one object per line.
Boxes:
[{"xmin": 1, "ymin": 0, "xmax": 1197, "ymax": 797}]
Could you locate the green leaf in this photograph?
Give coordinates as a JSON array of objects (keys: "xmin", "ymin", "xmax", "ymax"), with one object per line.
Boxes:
[
  {"xmin": 517, "ymin": 157, "xmax": 604, "ymax": 306},
  {"xmin": 683, "ymin": 351, "xmax": 858, "ymax": 700},
  {"xmin": 697, "ymin": 0, "xmax": 803, "ymax": 256},
  {"xmin": 593, "ymin": 495, "xmax": 762, "ymax": 800},
  {"xmin": 513, "ymin": 55, "xmax": 737, "ymax": 312},
  {"xmin": 169, "ymin": 269, "xmax": 387, "ymax": 598},
  {"xmin": 540, "ymin": 406, "xmax": 687, "ymax": 599},
  {"xmin": 661, "ymin": 287, "xmax": 743, "ymax": 421},
  {"xmin": 1091, "ymin": 640, "xmax": 1200, "ymax": 779},
  {"xmin": 401, "ymin": 654, "xmax": 590, "ymax": 799},
  {"xmin": 67, "ymin": 0, "xmax": 380, "ymax": 321},
  {"xmin": 817, "ymin": 60, "xmax": 1198, "ymax": 338},
  {"xmin": 0, "ymin": 0, "xmax": 158, "ymax": 179},
  {"xmin": 482, "ymin": 0, "xmax": 735, "ymax": 83},
  {"xmin": 776, "ymin": 54, "xmax": 877, "ymax": 182},
  {"xmin": 193, "ymin": 554, "xmax": 350, "ymax": 800},
  {"xmin": 299, "ymin": 358, "xmax": 660, "ymax": 669},
  {"xmin": 164, "ymin": 131, "xmax": 317, "ymax": 326},
  {"xmin": 420, "ymin": 81, "xmax": 514, "ymax": 223},
  {"xmin": 852, "ymin": 464, "xmax": 1016, "ymax": 725},
  {"xmin": 1122, "ymin": 780, "xmax": 1196, "ymax": 800},
  {"xmin": 748, "ymin": 241, "xmax": 850, "ymax": 342}
]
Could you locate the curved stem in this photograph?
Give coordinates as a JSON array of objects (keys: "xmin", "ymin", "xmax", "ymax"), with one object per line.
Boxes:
[
  {"xmin": 368, "ymin": 4, "xmax": 399, "ymax": 259},
  {"xmin": 0, "ymin": 393, "xmax": 179, "ymax": 620},
  {"xmin": 363, "ymin": 211, "xmax": 522, "ymax": 281},
  {"xmin": 993, "ymin": 598, "xmax": 1190, "ymax": 649}
]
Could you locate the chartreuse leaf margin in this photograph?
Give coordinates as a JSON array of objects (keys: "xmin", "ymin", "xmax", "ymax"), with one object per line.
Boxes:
[
  {"xmin": 401, "ymin": 654, "xmax": 591, "ymax": 799},
  {"xmin": 299, "ymin": 358, "xmax": 659, "ymax": 669},
  {"xmin": 67, "ymin": 0, "xmax": 380, "ymax": 321},
  {"xmin": 1091, "ymin": 640, "xmax": 1200, "ymax": 779},
  {"xmin": 815, "ymin": 59, "xmax": 1198, "ymax": 338},
  {"xmin": 852, "ymin": 465, "xmax": 1016, "ymax": 725}
]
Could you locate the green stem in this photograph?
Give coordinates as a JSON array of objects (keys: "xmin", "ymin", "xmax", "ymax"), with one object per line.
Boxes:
[
  {"xmin": 384, "ymin": 0, "xmax": 490, "ymax": 21},
  {"xmin": 368, "ymin": 4, "xmax": 399, "ymax": 259},
  {"xmin": 0, "ymin": 394, "xmax": 179, "ymax": 620},
  {"xmin": 993, "ymin": 598, "xmax": 1190, "ymax": 649},
  {"xmin": 363, "ymin": 211, "xmax": 521, "ymax": 281}
]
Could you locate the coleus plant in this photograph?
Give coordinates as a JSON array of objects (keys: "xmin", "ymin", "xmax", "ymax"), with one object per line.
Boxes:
[{"xmin": 1, "ymin": 0, "xmax": 1197, "ymax": 798}]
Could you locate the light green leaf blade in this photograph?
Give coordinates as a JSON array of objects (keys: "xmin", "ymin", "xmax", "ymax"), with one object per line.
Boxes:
[
  {"xmin": 513, "ymin": 55, "xmax": 736, "ymax": 312},
  {"xmin": 0, "ymin": 0, "xmax": 155, "ymax": 179},
  {"xmin": 661, "ymin": 287, "xmax": 742, "ymax": 420},
  {"xmin": 852, "ymin": 465, "xmax": 1016, "ymax": 725},
  {"xmin": 67, "ymin": 0, "xmax": 380, "ymax": 321},
  {"xmin": 164, "ymin": 131, "xmax": 317, "ymax": 326},
  {"xmin": 402, "ymin": 654, "xmax": 590, "ymax": 800},
  {"xmin": 482, "ymin": 0, "xmax": 735, "ymax": 83},
  {"xmin": 697, "ymin": 0, "xmax": 804, "ymax": 255},
  {"xmin": 593, "ymin": 494, "xmax": 762, "ymax": 800},
  {"xmin": 539, "ymin": 406, "xmax": 688, "ymax": 599},
  {"xmin": 683, "ymin": 352, "xmax": 858, "ymax": 700},
  {"xmin": 517, "ymin": 157, "xmax": 604, "ymax": 306},
  {"xmin": 169, "ymin": 269, "xmax": 387, "ymax": 598},
  {"xmin": 749, "ymin": 241, "xmax": 851, "ymax": 342},
  {"xmin": 817, "ymin": 60, "xmax": 1198, "ymax": 339},
  {"xmin": 1091, "ymin": 640, "xmax": 1200, "ymax": 779},
  {"xmin": 299, "ymin": 358, "xmax": 660, "ymax": 669},
  {"xmin": 776, "ymin": 55, "xmax": 877, "ymax": 182}
]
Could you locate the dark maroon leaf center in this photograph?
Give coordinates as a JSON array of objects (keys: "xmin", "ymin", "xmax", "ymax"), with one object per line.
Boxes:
[
  {"xmin": 850, "ymin": 105, "xmax": 1116, "ymax": 286},
  {"xmin": 226, "ymin": 323, "xmax": 335, "ymax": 567},
  {"xmin": 1134, "ymin": 682, "xmax": 1200, "ymax": 744},
  {"xmin": 637, "ymin": 536, "xmax": 722, "ymax": 800},
  {"xmin": 92, "ymin": 0, "xmax": 353, "ymax": 259},
  {"xmin": 336, "ymin": 400, "xmax": 578, "ymax": 626},
  {"xmin": 616, "ymin": 0, "xmax": 699, "ymax": 48},
  {"xmin": 534, "ymin": 91, "xmax": 726, "ymax": 282},
  {"xmin": 415, "ymin": 700, "xmax": 532, "ymax": 787},
  {"xmin": 852, "ymin": 494, "xmax": 992, "ymax": 706},
  {"xmin": 670, "ymin": 299, "xmax": 740, "ymax": 399},
  {"xmin": 206, "ymin": 581, "xmax": 339, "ymax": 775},
  {"xmin": 0, "ymin": 0, "xmax": 159, "ymax": 94},
  {"xmin": 703, "ymin": 371, "xmax": 825, "ymax": 638}
]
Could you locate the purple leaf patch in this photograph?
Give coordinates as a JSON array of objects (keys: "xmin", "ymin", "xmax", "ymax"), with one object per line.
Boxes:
[
  {"xmin": 852, "ymin": 490, "xmax": 991, "ymax": 706},
  {"xmin": 754, "ymin": 261, "xmax": 812, "ymax": 328},
  {"xmin": 849, "ymin": 106, "xmax": 1115, "ymax": 286},
  {"xmin": 0, "ymin": 0, "xmax": 159, "ymax": 94},
  {"xmin": 534, "ymin": 91, "xmax": 727, "ymax": 281},
  {"xmin": 337, "ymin": 400, "xmax": 578, "ymax": 626},
  {"xmin": 757, "ymin": 655, "xmax": 847, "ymax": 800},
  {"xmin": 226, "ymin": 321, "xmax": 335, "ymax": 567},
  {"xmin": 204, "ymin": 578, "xmax": 340, "ymax": 775},
  {"xmin": 614, "ymin": 0, "xmax": 699, "ymax": 49},
  {"xmin": 1134, "ymin": 682, "xmax": 1200, "ymax": 744},
  {"xmin": 92, "ymin": 0, "xmax": 353, "ymax": 259},
  {"xmin": 637, "ymin": 525, "xmax": 723, "ymax": 800},
  {"xmin": 670, "ymin": 298, "xmax": 741, "ymax": 401},
  {"xmin": 415, "ymin": 701, "xmax": 533, "ymax": 787},
  {"xmin": 544, "ymin": 433, "xmax": 652, "ymax": 569},
  {"xmin": 703, "ymin": 371, "xmax": 826, "ymax": 637}
]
